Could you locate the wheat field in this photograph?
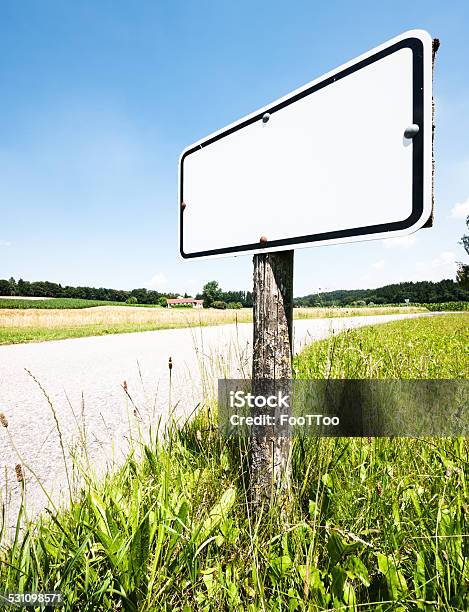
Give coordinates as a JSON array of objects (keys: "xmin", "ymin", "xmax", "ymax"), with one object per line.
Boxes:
[
  {"xmin": 0, "ymin": 305, "xmax": 251, "ymax": 329},
  {"xmin": 0, "ymin": 305, "xmax": 428, "ymax": 344},
  {"xmin": 0, "ymin": 305, "xmax": 428, "ymax": 329}
]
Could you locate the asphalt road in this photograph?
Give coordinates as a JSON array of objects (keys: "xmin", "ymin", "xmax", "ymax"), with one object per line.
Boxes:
[{"xmin": 0, "ymin": 313, "xmax": 427, "ymax": 529}]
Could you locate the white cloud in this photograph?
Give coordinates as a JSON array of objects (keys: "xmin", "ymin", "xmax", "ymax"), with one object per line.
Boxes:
[
  {"xmin": 0, "ymin": 240, "xmax": 11, "ymax": 247},
  {"xmin": 434, "ymin": 251, "xmax": 456, "ymax": 265},
  {"xmin": 450, "ymin": 197, "xmax": 469, "ymax": 219},
  {"xmin": 382, "ymin": 235, "xmax": 417, "ymax": 249},
  {"xmin": 372, "ymin": 259, "xmax": 385, "ymax": 270},
  {"xmin": 415, "ymin": 251, "xmax": 457, "ymax": 280},
  {"xmin": 146, "ymin": 272, "xmax": 167, "ymax": 291}
]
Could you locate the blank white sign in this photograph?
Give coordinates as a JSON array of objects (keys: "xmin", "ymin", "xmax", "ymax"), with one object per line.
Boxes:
[{"xmin": 180, "ymin": 30, "xmax": 433, "ymax": 259}]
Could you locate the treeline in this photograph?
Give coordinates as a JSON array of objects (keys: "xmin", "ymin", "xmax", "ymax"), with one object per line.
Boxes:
[
  {"xmin": 0, "ymin": 277, "xmax": 179, "ymax": 305},
  {"xmin": 3, "ymin": 276, "xmax": 468, "ymax": 308},
  {"xmin": 295, "ymin": 279, "xmax": 469, "ymax": 307},
  {"xmin": 195, "ymin": 281, "xmax": 253, "ymax": 308},
  {"xmin": 0, "ymin": 277, "xmax": 254, "ymax": 308},
  {"xmin": 213, "ymin": 290, "xmax": 253, "ymax": 308}
]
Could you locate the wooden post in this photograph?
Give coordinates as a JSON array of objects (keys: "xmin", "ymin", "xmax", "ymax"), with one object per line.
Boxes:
[{"xmin": 251, "ymin": 250, "xmax": 294, "ymax": 506}]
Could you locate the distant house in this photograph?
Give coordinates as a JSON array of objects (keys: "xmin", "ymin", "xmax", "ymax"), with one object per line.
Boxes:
[{"xmin": 166, "ymin": 297, "xmax": 204, "ymax": 308}]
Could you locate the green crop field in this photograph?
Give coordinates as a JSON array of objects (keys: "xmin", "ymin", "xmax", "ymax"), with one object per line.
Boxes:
[
  {"xmin": 0, "ymin": 297, "xmax": 162, "ymax": 309},
  {"xmin": 0, "ymin": 314, "xmax": 468, "ymax": 610}
]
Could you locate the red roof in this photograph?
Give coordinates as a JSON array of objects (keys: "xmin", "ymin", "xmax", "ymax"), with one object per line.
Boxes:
[{"xmin": 167, "ymin": 298, "xmax": 203, "ymax": 304}]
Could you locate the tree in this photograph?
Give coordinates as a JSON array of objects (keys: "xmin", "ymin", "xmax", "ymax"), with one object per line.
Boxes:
[
  {"xmin": 456, "ymin": 265, "xmax": 469, "ymax": 289},
  {"xmin": 8, "ymin": 277, "xmax": 17, "ymax": 296},
  {"xmin": 457, "ymin": 215, "xmax": 469, "ymax": 289},
  {"xmin": 17, "ymin": 279, "xmax": 31, "ymax": 296},
  {"xmin": 130, "ymin": 288, "xmax": 149, "ymax": 304},
  {"xmin": 201, "ymin": 281, "xmax": 223, "ymax": 308},
  {"xmin": 0, "ymin": 279, "xmax": 11, "ymax": 295}
]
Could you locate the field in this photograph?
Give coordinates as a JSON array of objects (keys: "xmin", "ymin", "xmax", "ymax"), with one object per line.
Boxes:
[
  {"xmin": 0, "ymin": 305, "xmax": 253, "ymax": 344},
  {"xmin": 0, "ymin": 314, "xmax": 467, "ymax": 610},
  {"xmin": 0, "ymin": 303, "xmax": 430, "ymax": 345},
  {"xmin": 295, "ymin": 313, "xmax": 468, "ymax": 379},
  {"xmin": 0, "ymin": 297, "xmax": 163, "ymax": 309}
]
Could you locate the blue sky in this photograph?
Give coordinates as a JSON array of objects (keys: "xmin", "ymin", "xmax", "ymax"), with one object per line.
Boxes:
[{"xmin": 1, "ymin": 0, "xmax": 468, "ymax": 297}]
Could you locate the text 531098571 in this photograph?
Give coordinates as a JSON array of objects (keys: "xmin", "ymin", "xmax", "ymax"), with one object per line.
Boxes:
[{"xmin": 0, "ymin": 592, "xmax": 64, "ymax": 607}]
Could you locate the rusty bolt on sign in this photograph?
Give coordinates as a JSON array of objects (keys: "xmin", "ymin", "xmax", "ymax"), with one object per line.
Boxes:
[{"xmin": 259, "ymin": 236, "xmax": 268, "ymax": 244}]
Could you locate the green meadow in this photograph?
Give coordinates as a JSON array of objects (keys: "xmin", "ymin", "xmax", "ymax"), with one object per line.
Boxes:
[
  {"xmin": 0, "ymin": 298, "xmax": 163, "ymax": 309},
  {"xmin": 0, "ymin": 313, "xmax": 468, "ymax": 610},
  {"xmin": 294, "ymin": 313, "xmax": 468, "ymax": 380}
]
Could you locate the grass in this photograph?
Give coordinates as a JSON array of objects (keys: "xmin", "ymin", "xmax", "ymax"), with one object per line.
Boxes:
[
  {"xmin": 0, "ymin": 320, "xmax": 243, "ymax": 345},
  {"xmin": 0, "ymin": 314, "xmax": 468, "ymax": 610},
  {"xmin": 294, "ymin": 313, "xmax": 469, "ymax": 379},
  {"xmin": 0, "ymin": 306, "xmax": 254, "ymax": 344},
  {"xmin": 0, "ymin": 305, "xmax": 430, "ymax": 345},
  {"xmin": 294, "ymin": 305, "xmax": 428, "ymax": 319}
]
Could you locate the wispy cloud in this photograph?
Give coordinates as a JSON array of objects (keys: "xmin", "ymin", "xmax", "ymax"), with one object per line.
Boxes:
[
  {"xmin": 415, "ymin": 251, "xmax": 457, "ymax": 281},
  {"xmin": 146, "ymin": 272, "xmax": 167, "ymax": 291},
  {"xmin": 450, "ymin": 196, "xmax": 469, "ymax": 219},
  {"xmin": 382, "ymin": 235, "xmax": 417, "ymax": 249},
  {"xmin": 0, "ymin": 240, "xmax": 12, "ymax": 247},
  {"xmin": 371, "ymin": 259, "xmax": 385, "ymax": 270}
]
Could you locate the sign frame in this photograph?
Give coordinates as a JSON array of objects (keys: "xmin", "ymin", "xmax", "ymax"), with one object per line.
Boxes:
[{"xmin": 179, "ymin": 29, "xmax": 433, "ymax": 260}]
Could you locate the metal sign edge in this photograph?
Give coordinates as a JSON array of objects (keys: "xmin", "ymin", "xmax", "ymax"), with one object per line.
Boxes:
[{"xmin": 178, "ymin": 29, "xmax": 433, "ymax": 261}]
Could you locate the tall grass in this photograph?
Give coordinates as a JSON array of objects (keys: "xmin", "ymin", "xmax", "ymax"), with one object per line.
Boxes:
[
  {"xmin": 0, "ymin": 314, "xmax": 468, "ymax": 610},
  {"xmin": 294, "ymin": 313, "xmax": 468, "ymax": 379},
  {"xmin": 293, "ymin": 305, "xmax": 428, "ymax": 319}
]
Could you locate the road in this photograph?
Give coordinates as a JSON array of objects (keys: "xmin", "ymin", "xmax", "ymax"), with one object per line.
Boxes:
[{"xmin": 0, "ymin": 312, "xmax": 427, "ymax": 529}]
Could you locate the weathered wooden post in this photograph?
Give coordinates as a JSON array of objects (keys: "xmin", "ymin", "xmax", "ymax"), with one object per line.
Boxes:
[{"xmin": 251, "ymin": 250, "xmax": 294, "ymax": 506}]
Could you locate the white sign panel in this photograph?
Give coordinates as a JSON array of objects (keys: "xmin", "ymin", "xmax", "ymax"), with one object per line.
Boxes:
[{"xmin": 179, "ymin": 30, "xmax": 433, "ymax": 259}]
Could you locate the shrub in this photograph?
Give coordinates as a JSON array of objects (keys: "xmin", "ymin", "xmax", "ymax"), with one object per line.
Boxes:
[
  {"xmin": 125, "ymin": 296, "xmax": 138, "ymax": 304},
  {"xmin": 227, "ymin": 302, "xmax": 243, "ymax": 309},
  {"xmin": 425, "ymin": 301, "xmax": 469, "ymax": 311},
  {"xmin": 212, "ymin": 300, "xmax": 227, "ymax": 309}
]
